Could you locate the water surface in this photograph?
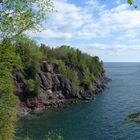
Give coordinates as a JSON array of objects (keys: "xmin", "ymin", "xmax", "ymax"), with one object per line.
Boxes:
[{"xmin": 16, "ymin": 63, "xmax": 140, "ymax": 140}]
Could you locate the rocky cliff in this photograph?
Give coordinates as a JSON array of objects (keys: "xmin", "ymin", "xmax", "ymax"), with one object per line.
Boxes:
[{"xmin": 13, "ymin": 61, "xmax": 109, "ymax": 116}]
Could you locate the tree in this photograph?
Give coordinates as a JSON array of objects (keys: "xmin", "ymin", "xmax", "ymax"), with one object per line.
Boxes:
[
  {"xmin": 127, "ymin": 0, "xmax": 140, "ymax": 8},
  {"xmin": 128, "ymin": 0, "xmax": 139, "ymax": 8},
  {"xmin": 0, "ymin": 1, "xmax": 53, "ymax": 139},
  {"xmin": 15, "ymin": 35, "xmax": 42, "ymax": 78},
  {"xmin": 83, "ymin": 75, "xmax": 92, "ymax": 87},
  {"xmin": 25, "ymin": 79, "xmax": 40, "ymax": 98},
  {"xmin": 0, "ymin": 0, "xmax": 53, "ymax": 40},
  {"xmin": 0, "ymin": 39, "xmax": 20, "ymax": 139}
]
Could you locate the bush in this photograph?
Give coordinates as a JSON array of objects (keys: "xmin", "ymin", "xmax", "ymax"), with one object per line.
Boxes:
[
  {"xmin": 58, "ymin": 61, "xmax": 67, "ymax": 76},
  {"xmin": 67, "ymin": 69, "xmax": 79, "ymax": 90},
  {"xmin": 25, "ymin": 79, "xmax": 40, "ymax": 98},
  {"xmin": 83, "ymin": 75, "xmax": 92, "ymax": 86},
  {"xmin": 58, "ymin": 61, "xmax": 80, "ymax": 90}
]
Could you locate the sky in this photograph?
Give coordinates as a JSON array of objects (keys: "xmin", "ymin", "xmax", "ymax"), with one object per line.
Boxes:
[{"xmin": 29, "ymin": 0, "xmax": 140, "ymax": 62}]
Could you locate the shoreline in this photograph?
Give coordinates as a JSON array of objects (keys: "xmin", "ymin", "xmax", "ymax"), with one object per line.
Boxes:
[{"xmin": 18, "ymin": 76, "xmax": 110, "ymax": 118}]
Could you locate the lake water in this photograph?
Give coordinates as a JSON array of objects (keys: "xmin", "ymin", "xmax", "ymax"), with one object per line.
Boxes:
[{"xmin": 16, "ymin": 63, "xmax": 140, "ymax": 140}]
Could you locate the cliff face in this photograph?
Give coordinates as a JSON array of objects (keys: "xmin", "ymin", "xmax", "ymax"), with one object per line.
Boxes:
[{"xmin": 13, "ymin": 62, "xmax": 109, "ymax": 116}]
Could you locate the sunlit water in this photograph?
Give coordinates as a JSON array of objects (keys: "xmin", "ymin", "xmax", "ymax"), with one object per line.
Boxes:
[{"xmin": 16, "ymin": 63, "xmax": 140, "ymax": 140}]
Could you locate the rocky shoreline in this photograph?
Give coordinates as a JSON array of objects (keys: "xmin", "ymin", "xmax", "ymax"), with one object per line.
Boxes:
[{"xmin": 14, "ymin": 62, "xmax": 110, "ymax": 117}]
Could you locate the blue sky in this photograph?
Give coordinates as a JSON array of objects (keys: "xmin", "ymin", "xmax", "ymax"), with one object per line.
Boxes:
[{"xmin": 29, "ymin": 0, "xmax": 140, "ymax": 62}]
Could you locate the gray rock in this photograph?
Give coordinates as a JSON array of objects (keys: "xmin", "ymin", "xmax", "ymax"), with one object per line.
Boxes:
[{"xmin": 14, "ymin": 61, "xmax": 109, "ymax": 114}]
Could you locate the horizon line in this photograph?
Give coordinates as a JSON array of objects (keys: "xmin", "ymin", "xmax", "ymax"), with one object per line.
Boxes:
[{"xmin": 104, "ymin": 62, "xmax": 140, "ymax": 63}]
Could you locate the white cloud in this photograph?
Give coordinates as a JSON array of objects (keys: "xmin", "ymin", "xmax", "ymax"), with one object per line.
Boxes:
[
  {"xmin": 28, "ymin": 29, "xmax": 72, "ymax": 39},
  {"xmin": 30, "ymin": 0, "xmax": 140, "ymax": 42},
  {"xmin": 116, "ymin": 30, "xmax": 139, "ymax": 41},
  {"xmin": 30, "ymin": 0, "xmax": 104, "ymax": 39},
  {"xmin": 116, "ymin": 0, "xmax": 121, "ymax": 5},
  {"xmin": 76, "ymin": 43, "xmax": 128, "ymax": 51},
  {"xmin": 30, "ymin": 0, "xmax": 140, "ymax": 61},
  {"xmin": 72, "ymin": 43, "xmax": 140, "ymax": 62}
]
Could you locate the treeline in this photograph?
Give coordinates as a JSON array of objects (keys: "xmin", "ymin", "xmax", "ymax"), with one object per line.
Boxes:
[
  {"xmin": 15, "ymin": 35, "xmax": 104, "ymax": 77},
  {"xmin": 15, "ymin": 35, "xmax": 105, "ymax": 94},
  {"xmin": 15, "ymin": 35, "xmax": 105, "ymax": 97},
  {"xmin": 40, "ymin": 44, "xmax": 105, "ymax": 90}
]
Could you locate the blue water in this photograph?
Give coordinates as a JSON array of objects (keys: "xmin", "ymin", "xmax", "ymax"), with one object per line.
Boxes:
[{"xmin": 16, "ymin": 63, "xmax": 140, "ymax": 140}]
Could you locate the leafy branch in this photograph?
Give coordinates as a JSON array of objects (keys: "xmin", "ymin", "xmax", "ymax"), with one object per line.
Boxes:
[{"xmin": 128, "ymin": 0, "xmax": 139, "ymax": 8}]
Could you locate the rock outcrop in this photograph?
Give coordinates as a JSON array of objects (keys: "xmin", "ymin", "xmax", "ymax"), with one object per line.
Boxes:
[{"xmin": 13, "ymin": 61, "xmax": 110, "ymax": 116}]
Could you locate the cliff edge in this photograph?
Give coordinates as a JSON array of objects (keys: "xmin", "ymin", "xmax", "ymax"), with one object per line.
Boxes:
[{"xmin": 14, "ymin": 61, "xmax": 109, "ymax": 116}]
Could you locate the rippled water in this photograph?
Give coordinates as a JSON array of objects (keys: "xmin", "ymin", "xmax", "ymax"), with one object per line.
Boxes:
[{"xmin": 16, "ymin": 63, "xmax": 140, "ymax": 140}]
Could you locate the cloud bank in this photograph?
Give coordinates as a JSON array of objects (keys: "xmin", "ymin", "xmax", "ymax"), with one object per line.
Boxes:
[{"xmin": 28, "ymin": 0, "xmax": 140, "ymax": 62}]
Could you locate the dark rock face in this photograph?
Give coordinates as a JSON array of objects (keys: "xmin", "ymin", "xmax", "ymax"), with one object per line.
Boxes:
[{"xmin": 14, "ymin": 62, "xmax": 110, "ymax": 116}]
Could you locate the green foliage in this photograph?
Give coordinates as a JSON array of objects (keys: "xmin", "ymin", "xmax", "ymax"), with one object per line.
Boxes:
[
  {"xmin": 15, "ymin": 35, "xmax": 42, "ymax": 78},
  {"xmin": 40, "ymin": 45, "xmax": 104, "ymax": 78},
  {"xmin": 0, "ymin": 40, "xmax": 20, "ymax": 140},
  {"xmin": 0, "ymin": 36, "xmax": 105, "ymax": 139},
  {"xmin": 40, "ymin": 45, "xmax": 104, "ymax": 84},
  {"xmin": 58, "ymin": 61, "xmax": 67, "ymax": 76},
  {"xmin": 83, "ymin": 75, "xmax": 92, "ymax": 86},
  {"xmin": 128, "ymin": 0, "xmax": 134, "ymax": 5},
  {"xmin": 0, "ymin": 39, "xmax": 21, "ymax": 70},
  {"xmin": 66, "ymin": 69, "xmax": 79, "ymax": 89},
  {"xmin": 58, "ymin": 61, "xmax": 79, "ymax": 89},
  {"xmin": 40, "ymin": 44, "xmax": 54, "ymax": 62},
  {"xmin": 0, "ymin": 0, "xmax": 53, "ymax": 139},
  {"xmin": 128, "ymin": 0, "xmax": 139, "ymax": 8},
  {"xmin": 46, "ymin": 131, "xmax": 64, "ymax": 140},
  {"xmin": 25, "ymin": 79, "xmax": 40, "ymax": 98},
  {"xmin": 0, "ymin": 0, "xmax": 54, "ymax": 39}
]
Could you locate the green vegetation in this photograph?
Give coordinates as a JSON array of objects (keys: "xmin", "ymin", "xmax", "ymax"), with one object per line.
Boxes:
[
  {"xmin": 15, "ymin": 35, "xmax": 42, "ymax": 78},
  {"xmin": 0, "ymin": 34, "xmax": 105, "ymax": 139},
  {"xmin": 15, "ymin": 39, "xmax": 104, "ymax": 92},
  {"xmin": 0, "ymin": 1, "xmax": 104, "ymax": 139},
  {"xmin": 58, "ymin": 61, "xmax": 79, "ymax": 89},
  {"xmin": 0, "ymin": 39, "xmax": 20, "ymax": 140},
  {"xmin": 25, "ymin": 79, "xmax": 40, "ymax": 98},
  {"xmin": 0, "ymin": 0, "xmax": 53, "ymax": 139},
  {"xmin": 128, "ymin": 0, "xmax": 139, "ymax": 8},
  {"xmin": 46, "ymin": 131, "xmax": 64, "ymax": 140},
  {"xmin": 0, "ymin": 0, "xmax": 53, "ymax": 40},
  {"xmin": 39, "ymin": 45, "xmax": 104, "ymax": 90},
  {"xmin": 15, "ymin": 39, "xmax": 104, "ymax": 91},
  {"xmin": 83, "ymin": 75, "xmax": 93, "ymax": 86}
]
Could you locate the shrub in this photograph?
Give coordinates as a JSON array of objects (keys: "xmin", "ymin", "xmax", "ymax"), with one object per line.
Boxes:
[
  {"xmin": 67, "ymin": 69, "xmax": 79, "ymax": 90},
  {"xmin": 58, "ymin": 61, "xmax": 80, "ymax": 90},
  {"xmin": 83, "ymin": 75, "xmax": 92, "ymax": 86},
  {"xmin": 58, "ymin": 61, "xmax": 67, "ymax": 76},
  {"xmin": 25, "ymin": 79, "xmax": 40, "ymax": 98}
]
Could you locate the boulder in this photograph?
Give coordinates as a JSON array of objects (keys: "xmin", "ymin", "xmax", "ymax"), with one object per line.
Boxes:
[{"xmin": 41, "ymin": 62, "xmax": 53, "ymax": 73}]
